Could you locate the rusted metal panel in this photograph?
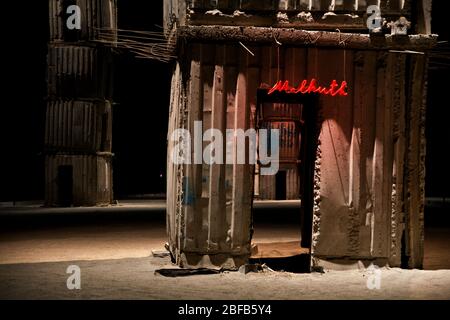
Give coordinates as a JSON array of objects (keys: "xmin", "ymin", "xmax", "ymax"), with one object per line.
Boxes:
[
  {"xmin": 371, "ymin": 51, "xmax": 393, "ymax": 258},
  {"xmin": 286, "ymin": 167, "xmax": 300, "ymax": 199},
  {"xmin": 225, "ymin": 46, "xmax": 239, "ymax": 229},
  {"xmin": 183, "ymin": 44, "xmax": 203, "ymax": 251},
  {"xmin": 166, "ymin": 62, "xmax": 184, "ymax": 256},
  {"xmin": 261, "ymin": 103, "xmax": 303, "ymax": 122},
  {"xmin": 45, "ymin": 153, "xmax": 112, "ymax": 206},
  {"xmin": 260, "ymin": 121, "xmax": 300, "ymax": 162},
  {"xmin": 230, "ymin": 47, "xmax": 253, "ymax": 253},
  {"xmin": 259, "ymin": 167, "xmax": 301, "ymax": 200},
  {"xmin": 179, "ymin": 27, "xmax": 437, "ymax": 50},
  {"xmin": 404, "ymin": 53, "xmax": 427, "ymax": 268},
  {"xmin": 47, "ymin": 45, "xmax": 113, "ymax": 99},
  {"xmin": 390, "ymin": 52, "xmax": 406, "ymax": 266},
  {"xmin": 49, "ymin": 0, "xmax": 117, "ymax": 41},
  {"xmin": 207, "ymin": 44, "xmax": 228, "ymax": 251},
  {"xmin": 351, "ymin": 50, "xmax": 378, "ymax": 258},
  {"xmin": 199, "ymin": 45, "xmax": 215, "ymax": 253},
  {"xmin": 309, "ymin": 48, "xmax": 352, "ymax": 258},
  {"xmin": 96, "ymin": 155, "xmax": 113, "ymax": 204},
  {"xmin": 310, "ymin": 48, "xmax": 414, "ymax": 269},
  {"xmin": 45, "ymin": 99, "xmax": 112, "ymax": 153},
  {"xmin": 167, "ymin": 43, "xmax": 255, "ymax": 269},
  {"xmin": 259, "ymin": 175, "xmax": 276, "ymax": 199}
]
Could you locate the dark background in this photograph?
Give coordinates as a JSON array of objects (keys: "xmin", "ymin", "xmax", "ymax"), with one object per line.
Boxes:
[
  {"xmin": 110, "ymin": 1, "xmax": 171, "ymax": 197},
  {"xmin": 0, "ymin": 1, "xmax": 448, "ymax": 202},
  {"xmin": 1, "ymin": 0, "xmax": 171, "ymax": 200},
  {"xmin": 426, "ymin": 0, "xmax": 450, "ymax": 201}
]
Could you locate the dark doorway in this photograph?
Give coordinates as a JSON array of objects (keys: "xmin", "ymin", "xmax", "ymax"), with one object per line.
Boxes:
[
  {"xmin": 57, "ymin": 165, "xmax": 73, "ymax": 206},
  {"xmin": 275, "ymin": 171, "xmax": 287, "ymax": 200},
  {"xmin": 251, "ymin": 89, "xmax": 319, "ymax": 272},
  {"xmin": 297, "ymin": 98, "xmax": 319, "ymax": 249}
]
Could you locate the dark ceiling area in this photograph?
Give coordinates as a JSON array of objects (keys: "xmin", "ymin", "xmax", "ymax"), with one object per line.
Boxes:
[{"xmin": 425, "ymin": 0, "xmax": 450, "ymax": 199}]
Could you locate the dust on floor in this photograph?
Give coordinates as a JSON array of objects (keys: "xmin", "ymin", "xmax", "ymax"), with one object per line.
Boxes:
[{"xmin": 1, "ymin": 256, "xmax": 450, "ymax": 300}]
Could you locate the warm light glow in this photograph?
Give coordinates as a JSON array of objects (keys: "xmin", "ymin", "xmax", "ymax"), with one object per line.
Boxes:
[{"xmin": 268, "ymin": 79, "xmax": 348, "ymax": 97}]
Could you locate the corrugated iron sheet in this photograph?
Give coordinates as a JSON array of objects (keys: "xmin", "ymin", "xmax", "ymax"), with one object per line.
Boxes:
[
  {"xmin": 45, "ymin": 100, "xmax": 112, "ymax": 153},
  {"xmin": 47, "ymin": 45, "xmax": 113, "ymax": 99}
]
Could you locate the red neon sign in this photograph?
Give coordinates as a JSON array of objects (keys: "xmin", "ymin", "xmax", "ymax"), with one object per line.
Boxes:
[{"xmin": 268, "ymin": 79, "xmax": 348, "ymax": 97}]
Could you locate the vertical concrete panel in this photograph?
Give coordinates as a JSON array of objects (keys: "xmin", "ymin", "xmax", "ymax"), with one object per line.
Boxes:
[
  {"xmin": 183, "ymin": 44, "xmax": 204, "ymax": 251},
  {"xmin": 231, "ymin": 50, "xmax": 252, "ymax": 252},
  {"xmin": 405, "ymin": 54, "xmax": 427, "ymax": 268},
  {"xmin": 390, "ymin": 53, "xmax": 407, "ymax": 267},
  {"xmin": 312, "ymin": 48, "xmax": 353, "ymax": 257},
  {"xmin": 166, "ymin": 62, "xmax": 183, "ymax": 254},
  {"xmin": 225, "ymin": 45, "xmax": 239, "ymax": 228},
  {"xmin": 371, "ymin": 51, "xmax": 393, "ymax": 259},
  {"xmin": 355, "ymin": 51, "xmax": 377, "ymax": 257},
  {"xmin": 207, "ymin": 45, "xmax": 228, "ymax": 250}
]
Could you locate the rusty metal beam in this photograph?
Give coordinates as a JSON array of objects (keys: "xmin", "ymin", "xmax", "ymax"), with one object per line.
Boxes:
[{"xmin": 178, "ymin": 26, "xmax": 437, "ymax": 50}]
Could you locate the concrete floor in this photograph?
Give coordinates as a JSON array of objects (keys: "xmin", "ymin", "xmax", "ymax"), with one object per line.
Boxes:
[{"xmin": 0, "ymin": 200, "xmax": 449, "ymax": 299}]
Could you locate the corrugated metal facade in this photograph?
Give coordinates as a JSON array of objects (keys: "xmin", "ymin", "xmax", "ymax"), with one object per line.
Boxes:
[
  {"xmin": 167, "ymin": 42, "xmax": 428, "ymax": 269},
  {"xmin": 47, "ymin": 45, "xmax": 113, "ymax": 99},
  {"xmin": 45, "ymin": 100, "xmax": 112, "ymax": 153}
]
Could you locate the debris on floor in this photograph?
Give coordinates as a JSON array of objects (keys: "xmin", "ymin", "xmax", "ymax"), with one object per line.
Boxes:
[
  {"xmin": 155, "ymin": 268, "xmax": 222, "ymax": 277},
  {"xmin": 238, "ymin": 263, "xmax": 274, "ymax": 274},
  {"xmin": 151, "ymin": 250, "xmax": 171, "ymax": 258}
]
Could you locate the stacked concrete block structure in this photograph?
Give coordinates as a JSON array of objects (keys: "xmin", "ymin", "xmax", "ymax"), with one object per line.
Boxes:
[
  {"xmin": 164, "ymin": 0, "xmax": 435, "ymax": 270},
  {"xmin": 45, "ymin": 0, "xmax": 117, "ymax": 206}
]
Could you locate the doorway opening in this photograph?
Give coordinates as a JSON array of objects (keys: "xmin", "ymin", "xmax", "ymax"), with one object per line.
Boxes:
[
  {"xmin": 275, "ymin": 171, "xmax": 287, "ymax": 200},
  {"xmin": 250, "ymin": 88, "xmax": 319, "ymax": 273},
  {"xmin": 57, "ymin": 165, "xmax": 73, "ymax": 207}
]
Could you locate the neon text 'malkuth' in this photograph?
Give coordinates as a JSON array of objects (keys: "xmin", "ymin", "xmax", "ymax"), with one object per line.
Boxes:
[{"xmin": 268, "ymin": 79, "xmax": 348, "ymax": 96}]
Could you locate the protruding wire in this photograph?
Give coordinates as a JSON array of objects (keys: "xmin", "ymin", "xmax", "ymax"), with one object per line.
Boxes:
[{"xmin": 239, "ymin": 41, "xmax": 255, "ymax": 56}]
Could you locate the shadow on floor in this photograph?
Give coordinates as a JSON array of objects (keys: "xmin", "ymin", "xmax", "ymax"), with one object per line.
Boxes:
[{"xmin": 250, "ymin": 254, "xmax": 311, "ymax": 273}]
